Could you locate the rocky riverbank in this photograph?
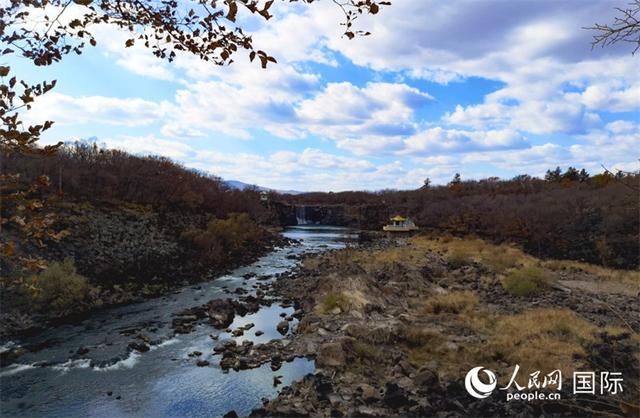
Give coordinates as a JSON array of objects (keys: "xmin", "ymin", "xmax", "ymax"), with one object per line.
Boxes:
[
  {"xmin": 193, "ymin": 234, "xmax": 638, "ymax": 417},
  {"xmin": 0, "ymin": 200, "xmax": 291, "ymax": 340}
]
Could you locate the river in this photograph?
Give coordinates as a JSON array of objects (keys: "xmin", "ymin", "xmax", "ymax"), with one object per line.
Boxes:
[{"xmin": 0, "ymin": 226, "xmax": 357, "ymax": 418}]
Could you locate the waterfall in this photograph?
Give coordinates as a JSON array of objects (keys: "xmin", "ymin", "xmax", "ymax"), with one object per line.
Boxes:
[{"xmin": 295, "ymin": 206, "xmax": 308, "ymax": 225}]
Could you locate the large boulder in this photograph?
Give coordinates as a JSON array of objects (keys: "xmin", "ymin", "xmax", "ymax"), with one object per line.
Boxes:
[
  {"xmin": 207, "ymin": 299, "xmax": 236, "ymax": 329},
  {"xmin": 413, "ymin": 366, "xmax": 440, "ymax": 389}
]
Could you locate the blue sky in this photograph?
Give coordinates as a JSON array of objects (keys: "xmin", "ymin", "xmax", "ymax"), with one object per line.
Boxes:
[{"xmin": 14, "ymin": 0, "xmax": 640, "ymax": 191}]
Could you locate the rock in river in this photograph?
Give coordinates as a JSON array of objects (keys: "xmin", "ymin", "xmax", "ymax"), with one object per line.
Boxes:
[
  {"xmin": 276, "ymin": 321, "xmax": 289, "ymax": 335},
  {"xmin": 207, "ymin": 299, "xmax": 236, "ymax": 329},
  {"xmin": 128, "ymin": 341, "xmax": 150, "ymax": 352}
]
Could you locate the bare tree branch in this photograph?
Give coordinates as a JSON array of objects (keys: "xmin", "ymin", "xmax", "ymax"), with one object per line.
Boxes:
[{"xmin": 585, "ymin": 0, "xmax": 640, "ymax": 55}]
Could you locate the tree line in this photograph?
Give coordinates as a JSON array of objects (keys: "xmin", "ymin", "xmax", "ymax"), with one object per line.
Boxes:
[
  {"xmin": 286, "ymin": 169, "xmax": 640, "ymax": 269},
  {"xmin": 2, "ymin": 141, "xmax": 272, "ymax": 220}
]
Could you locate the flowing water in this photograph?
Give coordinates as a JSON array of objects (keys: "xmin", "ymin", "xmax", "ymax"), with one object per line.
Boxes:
[{"xmin": 0, "ymin": 226, "xmax": 357, "ymax": 418}]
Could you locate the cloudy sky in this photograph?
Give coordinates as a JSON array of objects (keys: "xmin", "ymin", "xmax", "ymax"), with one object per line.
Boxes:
[{"xmin": 14, "ymin": 0, "xmax": 640, "ymax": 191}]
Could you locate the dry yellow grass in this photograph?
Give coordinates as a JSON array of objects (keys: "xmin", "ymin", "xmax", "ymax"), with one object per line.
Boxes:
[
  {"xmin": 411, "ymin": 235, "xmax": 537, "ymax": 272},
  {"xmin": 315, "ymin": 275, "xmax": 371, "ymax": 314},
  {"xmin": 405, "ymin": 328, "xmax": 479, "ymax": 379},
  {"xmin": 501, "ymin": 266, "xmax": 553, "ymax": 296},
  {"xmin": 310, "ymin": 234, "xmax": 638, "ymax": 393},
  {"xmin": 487, "ymin": 308, "xmax": 597, "ymax": 376},
  {"xmin": 302, "ymin": 256, "xmax": 323, "ymax": 270},
  {"xmin": 423, "ymin": 291, "xmax": 479, "ymax": 314},
  {"xmin": 446, "ymin": 249, "xmax": 473, "ymax": 267},
  {"xmin": 318, "ymin": 291, "xmax": 350, "ymax": 314},
  {"xmin": 543, "ymin": 259, "xmax": 640, "ymax": 286},
  {"xmin": 411, "ymin": 235, "xmax": 637, "ymax": 291},
  {"xmin": 346, "ymin": 246, "xmax": 413, "ymax": 272},
  {"xmin": 406, "ymin": 307, "xmax": 598, "ymax": 381},
  {"xmin": 335, "ymin": 234, "xmax": 537, "ymax": 275},
  {"xmin": 313, "ymin": 235, "xmax": 637, "ymax": 289},
  {"xmin": 404, "ymin": 327, "xmax": 444, "ymax": 348}
]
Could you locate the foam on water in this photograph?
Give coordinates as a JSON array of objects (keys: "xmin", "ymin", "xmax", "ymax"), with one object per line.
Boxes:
[
  {"xmin": 150, "ymin": 337, "xmax": 180, "ymax": 350},
  {"xmin": 0, "ymin": 363, "xmax": 37, "ymax": 377},
  {"xmin": 93, "ymin": 351, "xmax": 141, "ymax": 372},
  {"xmin": 51, "ymin": 358, "xmax": 92, "ymax": 373},
  {"xmin": 0, "ymin": 341, "xmax": 17, "ymax": 353}
]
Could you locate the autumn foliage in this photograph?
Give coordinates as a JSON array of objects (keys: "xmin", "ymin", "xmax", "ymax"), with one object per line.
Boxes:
[
  {"xmin": 2, "ymin": 141, "xmax": 271, "ymax": 219},
  {"xmin": 181, "ymin": 213, "xmax": 271, "ymax": 269}
]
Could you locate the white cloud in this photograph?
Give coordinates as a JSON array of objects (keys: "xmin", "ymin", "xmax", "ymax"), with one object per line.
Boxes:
[
  {"xmin": 510, "ymin": 101, "xmax": 600, "ymax": 135},
  {"xmin": 570, "ymin": 82, "xmax": 640, "ymax": 112},
  {"xmin": 334, "ymin": 127, "xmax": 529, "ymax": 157},
  {"xmin": 158, "ymin": 79, "xmax": 432, "ymax": 142},
  {"xmin": 311, "ymin": 0, "xmax": 638, "ymax": 137},
  {"xmin": 336, "ymin": 135, "xmax": 405, "ymax": 157},
  {"xmin": 321, "ymin": 0, "xmax": 631, "ymax": 78},
  {"xmin": 295, "ymin": 82, "xmax": 433, "ymax": 139},
  {"xmin": 162, "ymin": 66, "xmax": 318, "ymax": 140},
  {"xmin": 189, "ymin": 147, "xmax": 402, "ymax": 191},
  {"xmin": 605, "ymin": 120, "xmax": 637, "ymax": 134},
  {"xmin": 403, "ymin": 128, "xmax": 528, "ymax": 155},
  {"xmin": 101, "ymin": 135, "xmax": 194, "ymax": 159},
  {"xmin": 459, "ymin": 127, "xmax": 640, "ymax": 177},
  {"xmin": 445, "ymin": 103, "xmax": 509, "ymax": 130},
  {"xmin": 26, "ymin": 92, "xmax": 170, "ymax": 126}
]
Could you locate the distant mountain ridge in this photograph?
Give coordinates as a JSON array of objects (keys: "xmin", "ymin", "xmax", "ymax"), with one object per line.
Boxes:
[{"xmin": 224, "ymin": 179, "xmax": 303, "ymax": 195}]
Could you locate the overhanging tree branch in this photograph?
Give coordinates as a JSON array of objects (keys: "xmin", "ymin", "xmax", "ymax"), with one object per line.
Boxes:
[{"xmin": 585, "ymin": 0, "xmax": 640, "ymax": 54}]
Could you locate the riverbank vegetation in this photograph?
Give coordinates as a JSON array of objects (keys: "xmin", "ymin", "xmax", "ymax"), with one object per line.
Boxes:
[
  {"xmin": 181, "ymin": 213, "xmax": 275, "ymax": 269},
  {"xmin": 12, "ymin": 258, "xmax": 93, "ymax": 318}
]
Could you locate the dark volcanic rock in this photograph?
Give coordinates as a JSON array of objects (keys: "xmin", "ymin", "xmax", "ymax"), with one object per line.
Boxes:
[
  {"xmin": 276, "ymin": 321, "xmax": 289, "ymax": 335},
  {"xmin": 207, "ymin": 299, "xmax": 236, "ymax": 329},
  {"xmin": 214, "ymin": 339, "xmax": 237, "ymax": 353},
  {"xmin": 383, "ymin": 383, "xmax": 417, "ymax": 409},
  {"xmin": 127, "ymin": 341, "xmax": 150, "ymax": 352},
  {"xmin": 76, "ymin": 346, "xmax": 90, "ymax": 355}
]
